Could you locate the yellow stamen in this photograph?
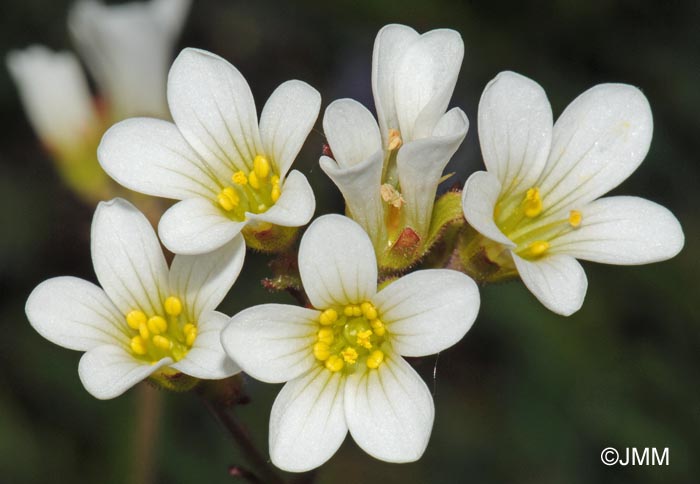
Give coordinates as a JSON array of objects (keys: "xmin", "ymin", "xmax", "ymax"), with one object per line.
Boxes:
[
  {"xmin": 138, "ymin": 322, "xmax": 149, "ymax": 340},
  {"xmin": 380, "ymin": 184, "xmax": 405, "ymax": 209},
  {"xmin": 217, "ymin": 187, "xmax": 239, "ymax": 211},
  {"xmin": 528, "ymin": 240, "xmax": 550, "ymax": 257},
  {"xmin": 356, "ymin": 329, "xmax": 373, "ymax": 349},
  {"xmin": 271, "ymin": 184, "xmax": 281, "ymax": 202},
  {"xmin": 569, "ymin": 210, "xmax": 582, "ymax": 228},
  {"xmin": 370, "ymin": 319, "xmax": 386, "ymax": 336},
  {"xmin": 313, "ymin": 342, "xmax": 331, "ymax": 361},
  {"xmin": 152, "ymin": 335, "xmax": 172, "ymax": 350},
  {"xmin": 343, "ymin": 305, "xmax": 355, "ymax": 317},
  {"xmin": 147, "ymin": 315, "xmax": 168, "ymax": 335},
  {"xmin": 185, "ymin": 327, "xmax": 197, "ymax": 347},
  {"xmin": 325, "ymin": 354, "xmax": 344, "ymax": 372},
  {"xmin": 366, "ymin": 350, "xmax": 385, "ymax": 369},
  {"xmin": 253, "ymin": 155, "xmax": 271, "ymax": 179},
  {"xmin": 232, "ymin": 170, "xmax": 248, "ymax": 185},
  {"xmin": 360, "ymin": 302, "xmax": 378, "ymax": 320},
  {"xmin": 341, "ymin": 347, "xmax": 358, "ymax": 364},
  {"xmin": 523, "ymin": 187, "xmax": 543, "ymax": 217},
  {"xmin": 126, "ymin": 310, "xmax": 147, "ymax": 330},
  {"xmin": 130, "ymin": 336, "xmax": 148, "ymax": 355},
  {"xmin": 387, "ymin": 128, "xmax": 402, "ymax": 151},
  {"xmin": 319, "ymin": 309, "xmax": 338, "ymax": 325},
  {"xmin": 164, "ymin": 296, "xmax": 182, "ymax": 316},
  {"xmin": 248, "ymin": 170, "xmax": 260, "ymax": 189},
  {"xmin": 271, "ymin": 175, "xmax": 280, "ymax": 186},
  {"xmin": 317, "ymin": 327, "xmax": 334, "ymax": 345}
]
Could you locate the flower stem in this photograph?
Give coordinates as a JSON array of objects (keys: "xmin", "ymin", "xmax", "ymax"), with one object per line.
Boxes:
[{"xmin": 130, "ymin": 383, "xmax": 162, "ymax": 484}]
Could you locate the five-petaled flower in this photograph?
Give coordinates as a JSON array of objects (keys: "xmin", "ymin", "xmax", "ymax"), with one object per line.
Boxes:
[
  {"xmin": 221, "ymin": 214, "xmax": 480, "ymax": 471},
  {"xmin": 461, "ymin": 71, "xmax": 684, "ymax": 315},
  {"xmin": 25, "ymin": 198, "xmax": 242, "ymax": 399},
  {"xmin": 98, "ymin": 47, "xmax": 320, "ymax": 255},
  {"xmin": 320, "ymin": 24, "xmax": 468, "ymax": 269}
]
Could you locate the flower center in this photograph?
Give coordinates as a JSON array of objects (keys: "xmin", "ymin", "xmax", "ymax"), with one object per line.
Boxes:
[
  {"xmin": 215, "ymin": 155, "xmax": 281, "ymax": 221},
  {"xmin": 494, "ymin": 186, "xmax": 583, "ymax": 260},
  {"xmin": 125, "ymin": 296, "xmax": 196, "ymax": 363},
  {"xmin": 312, "ymin": 302, "xmax": 387, "ymax": 373}
]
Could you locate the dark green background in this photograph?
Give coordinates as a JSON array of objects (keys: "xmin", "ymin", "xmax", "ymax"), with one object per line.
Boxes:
[{"xmin": 1, "ymin": 1, "xmax": 698, "ymax": 483}]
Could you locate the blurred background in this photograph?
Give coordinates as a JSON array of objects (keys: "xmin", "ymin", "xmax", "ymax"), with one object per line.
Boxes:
[{"xmin": 1, "ymin": 0, "xmax": 698, "ymax": 483}]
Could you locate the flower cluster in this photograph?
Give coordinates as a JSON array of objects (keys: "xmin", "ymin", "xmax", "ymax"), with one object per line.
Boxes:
[{"xmin": 22, "ymin": 15, "xmax": 683, "ymax": 475}]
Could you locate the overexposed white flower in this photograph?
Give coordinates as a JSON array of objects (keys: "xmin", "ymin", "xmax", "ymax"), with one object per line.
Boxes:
[
  {"xmin": 6, "ymin": 46, "xmax": 99, "ymax": 154},
  {"xmin": 221, "ymin": 214, "xmax": 480, "ymax": 471},
  {"xmin": 98, "ymin": 47, "xmax": 320, "ymax": 255},
  {"xmin": 69, "ymin": 0, "xmax": 191, "ymax": 120},
  {"xmin": 25, "ymin": 198, "xmax": 242, "ymax": 399},
  {"xmin": 462, "ymin": 71, "xmax": 684, "ymax": 315},
  {"xmin": 321, "ymin": 24, "xmax": 468, "ymax": 261}
]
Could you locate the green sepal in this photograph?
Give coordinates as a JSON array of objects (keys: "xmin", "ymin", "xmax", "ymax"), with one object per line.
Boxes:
[
  {"xmin": 148, "ymin": 367, "xmax": 199, "ymax": 393},
  {"xmin": 242, "ymin": 223, "xmax": 299, "ymax": 253}
]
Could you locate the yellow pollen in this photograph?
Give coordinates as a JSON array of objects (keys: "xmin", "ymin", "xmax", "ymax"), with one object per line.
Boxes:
[
  {"xmin": 152, "ymin": 335, "xmax": 172, "ymax": 350},
  {"xmin": 341, "ymin": 347, "xmax": 358, "ymax": 364},
  {"xmin": 317, "ymin": 327, "xmax": 334, "ymax": 345},
  {"xmin": 523, "ymin": 187, "xmax": 543, "ymax": 217},
  {"xmin": 164, "ymin": 296, "xmax": 182, "ymax": 316},
  {"xmin": 360, "ymin": 302, "xmax": 378, "ymax": 320},
  {"xmin": 217, "ymin": 187, "xmax": 239, "ymax": 211},
  {"xmin": 370, "ymin": 319, "xmax": 386, "ymax": 336},
  {"xmin": 319, "ymin": 309, "xmax": 338, "ymax": 325},
  {"xmin": 130, "ymin": 336, "xmax": 148, "ymax": 355},
  {"xmin": 313, "ymin": 342, "xmax": 331, "ymax": 361},
  {"xmin": 325, "ymin": 354, "xmax": 344, "ymax": 372},
  {"xmin": 271, "ymin": 184, "xmax": 281, "ymax": 202},
  {"xmin": 138, "ymin": 322, "xmax": 149, "ymax": 340},
  {"xmin": 126, "ymin": 310, "xmax": 147, "ymax": 330},
  {"xmin": 356, "ymin": 329, "xmax": 373, "ymax": 349},
  {"xmin": 232, "ymin": 170, "xmax": 248, "ymax": 185},
  {"xmin": 366, "ymin": 350, "xmax": 385, "ymax": 369},
  {"xmin": 569, "ymin": 210, "xmax": 583, "ymax": 228},
  {"xmin": 253, "ymin": 155, "xmax": 271, "ymax": 179},
  {"xmin": 147, "ymin": 315, "xmax": 168, "ymax": 334},
  {"xmin": 528, "ymin": 240, "xmax": 550, "ymax": 257},
  {"xmin": 387, "ymin": 128, "xmax": 403, "ymax": 150},
  {"xmin": 248, "ymin": 170, "xmax": 260, "ymax": 189}
]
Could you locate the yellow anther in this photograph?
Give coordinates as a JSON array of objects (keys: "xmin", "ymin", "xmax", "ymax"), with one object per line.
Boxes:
[
  {"xmin": 271, "ymin": 175, "xmax": 280, "ymax": 186},
  {"xmin": 370, "ymin": 319, "xmax": 386, "ymax": 336},
  {"xmin": 352, "ymin": 306, "xmax": 362, "ymax": 317},
  {"xmin": 217, "ymin": 187, "xmax": 239, "ymax": 211},
  {"xmin": 387, "ymin": 128, "xmax": 403, "ymax": 151},
  {"xmin": 361, "ymin": 302, "xmax": 378, "ymax": 320},
  {"xmin": 253, "ymin": 155, "xmax": 271, "ymax": 179},
  {"xmin": 343, "ymin": 305, "xmax": 355, "ymax": 317},
  {"xmin": 185, "ymin": 327, "xmax": 197, "ymax": 346},
  {"xmin": 356, "ymin": 329, "xmax": 373, "ymax": 349},
  {"xmin": 569, "ymin": 210, "xmax": 582, "ymax": 228},
  {"xmin": 380, "ymin": 184, "xmax": 405, "ymax": 209},
  {"xmin": 183, "ymin": 323, "xmax": 195, "ymax": 335},
  {"xmin": 319, "ymin": 309, "xmax": 338, "ymax": 325},
  {"xmin": 366, "ymin": 350, "xmax": 385, "ymax": 369},
  {"xmin": 325, "ymin": 354, "xmax": 344, "ymax": 372},
  {"xmin": 147, "ymin": 316, "xmax": 168, "ymax": 334},
  {"xmin": 528, "ymin": 240, "xmax": 550, "ymax": 257},
  {"xmin": 130, "ymin": 336, "xmax": 148, "ymax": 355},
  {"xmin": 341, "ymin": 347, "xmax": 358, "ymax": 364},
  {"xmin": 232, "ymin": 170, "xmax": 248, "ymax": 185},
  {"xmin": 152, "ymin": 335, "xmax": 172, "ymax": 350},
  {"xmin": 271, "ymin": 184, "xmax": 281, "ymax": 202},
  {"xmin": 313, "ymin": 342, "xmax": 331, "ymax": 361},
  {"xmin": 138, "ymin": 322, "xmax": 149, "ymax": 340},
  {"xmin": 523, "ymin": 187, "xmax": 543, "ymax": 217},
  {"xmin": 317, "ymin": 327, "xmax": 334, "ymax": 345},
  {"xmin": 126, "ymin": 310, "xmax": 147, "ymax": 330},
  {"xmin": 248, "ymin": 170, "xmax": 260, "ymax": 189},
  {"xmin": 164, "ymin": 296, "xmax": 182, "ymax": 316},
  {"xmin": 257, "ymin": 203, "xmax": 268, "ymax": 212}
]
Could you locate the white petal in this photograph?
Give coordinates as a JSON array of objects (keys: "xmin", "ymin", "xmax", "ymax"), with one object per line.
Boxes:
[
  {"xmin": 394, "ymin": 29, "xmax": 464, "ymax": 140},
  {"xmin": 461, "ymin": 171, "xmax": 515, "ymax": 247},
  {"xmin": 320, "ymin": 151, "xmax": 386, "ymax": 248},
  {"xmin": 551, "ymin": 196, "xmax": 684, "ymax": 264},
  {"xmin": 91, "ymin": 198, "xmax": 169, "ymax": 316},
  {"xmin": 78, "ymin": 344, "xmax": 172, "ymax": 400},
  {"xmin": 478, "ymin": 71, "xmax": 552, "ymax": 196},
  {"xmin": 298, "ymin": 215, "xmax": 378, "ymax": 309},
  {"xmin": 169, "ymin": 235, "xmax": 245, "ymax": 318},
  {"xmin": 512, "ymin": 253, "xmax": 588, "ymax": 316},
  {"xmin": 397, "ymin": 107, "xmax": 468, "ymax": 235},
  {"xmin": 171, "ymin": 311, "xmax": 239, "ymax": 379},
  {"xmin": 270, "ymin": 367, "xmax": 347, "ymax": 472},
  {"xmin": 244, "ymin": 170, "xmax": 315, "ymax": 227},
  {"xmin": 221, "ymin": 304, "xmax": 319, "ymax": 383},
  {"xmin": 259, "ymin": 80, "xmax": 321, "ymax": 178},
  {"xmin": 158, "ymin": 198, "xmax": 246, "ymax": 255},
  {"xmin": 168, "ymin": 48, "xmax": 262, "ymax": 174},
  {"xmin": 98, "ymin": 117, "xmax": 219, "ymax": 200},
  {"xmin": 372, "ymin": 24, "xmax": 419, "ymax": 139},
  {"xmin": 323, "ymin": 98, "xmax": 382, "ymax": 168},
  {"xmin": 26, "ymin": 276, "xmax": 128, "ymax": 351},
  {"xmin": 538, "ymin": 84, "xmax": 653, "ymax": 214},
  {"xmin": 372, "ymin": 269, "xmax": 479, "ymax": 357},
  {"xmin": 345, "ymin": 353, "xmax": 434, "ymax": 463}
]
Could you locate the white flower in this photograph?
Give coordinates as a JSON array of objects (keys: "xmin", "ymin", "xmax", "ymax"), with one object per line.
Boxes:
[
  {"xmin": 69, "ymin": 0, "xmax": 191, "ymax": 120},
  {"xmin": 221, "ymin": 214, "xmax": 480, "ymax": 471},
  {"xmin": 6, "ymin": 46, "xmax": 99, "ymax": 154},
  {"xmin": 462, "ymin": 71, "xmax": 684, "ymax": 315},
  {"xmin": 320, "ymin": 24, "xmax": 468, "ymax": 257},
  {"xmin": 25, "ymin": 198, "xmax": 242, "ymax": 399},
  {"xmin": 98, "ymin": 48, "xmax": 320, "ymax": 255}
]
